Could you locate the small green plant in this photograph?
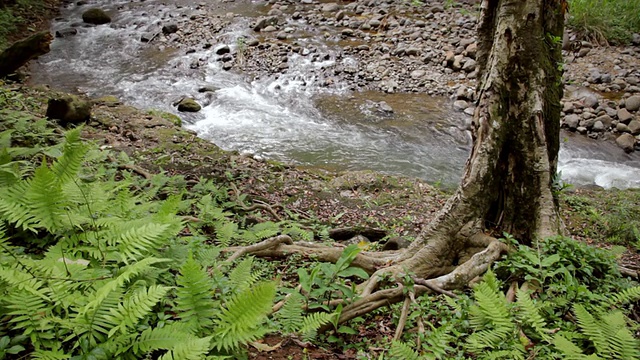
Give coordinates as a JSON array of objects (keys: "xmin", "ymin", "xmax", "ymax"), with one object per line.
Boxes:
[
  {"xmin": 568, "ymin": 0, "xmax": 640, "ymax": 44},
  {"xmin": 297, "ymin": 244, "xmax": 369, "ymax": 311}
]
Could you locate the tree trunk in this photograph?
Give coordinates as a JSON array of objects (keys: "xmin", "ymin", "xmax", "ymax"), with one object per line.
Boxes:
[{"xmin": 389, "ymin": 0, "xmax": 566, "ymax": 275}]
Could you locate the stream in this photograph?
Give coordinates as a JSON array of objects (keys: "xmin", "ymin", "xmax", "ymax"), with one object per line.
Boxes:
[{"xmin": 30, "ymin": 0, "xmax": 640, "ymax": 189}]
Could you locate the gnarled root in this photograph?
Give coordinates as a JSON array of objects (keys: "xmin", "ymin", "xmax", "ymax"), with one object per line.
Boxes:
[{"xmin": 223, "ymin": 233, "xmax": 508, "ymax": 326}]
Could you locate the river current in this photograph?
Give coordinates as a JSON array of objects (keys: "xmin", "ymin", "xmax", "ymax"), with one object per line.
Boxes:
[{"xmin": 30, "ymin": 0, "xmax": 640, "ymax": 189}]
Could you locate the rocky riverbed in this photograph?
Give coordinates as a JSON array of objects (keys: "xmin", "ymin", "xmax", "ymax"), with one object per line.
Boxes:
[{"xmin": 72, "ymin": 0, "xmax": 636, "ymax": 152}]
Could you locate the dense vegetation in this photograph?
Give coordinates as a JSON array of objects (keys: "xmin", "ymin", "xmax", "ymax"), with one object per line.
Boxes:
[
  {"xmin": 568, "ymin": 0, "xmax": 640, "ymax": 44},
  {"xmin": 0, "ymin": 0, "xmax": 50, "ymax": 50}
]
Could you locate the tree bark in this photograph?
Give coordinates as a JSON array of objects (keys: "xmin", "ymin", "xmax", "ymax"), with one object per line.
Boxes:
[{"xmin": 0, "ymin": 31, "xmax": 53, "ymax": 78}]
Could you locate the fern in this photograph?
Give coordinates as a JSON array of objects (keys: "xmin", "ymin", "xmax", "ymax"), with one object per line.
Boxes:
[
  {"xmin": 175, "ymin": 257, "xmax": 215, "ymax": 330},
  {"xmin": 606, "ymin": 286, "xmax": 640, "ymax": 307},
  {"xmin": 212, "ymin": 281, "xmax": 276, "ymax": 352},
  {"xmin": 388, "ymin": 340, "xmax": 422, "ymax": 360},
  {"xmin": 228, "ymin": 257, "xmax": 261, "ymax": 293},
  {"xmin": 554, "ymin": 304, "xmax": 640, "ymax": 359},
  {"xmin": 105, "ymin": 284, "xmax": 169, "ymax": 337},
  {"xmin": 515, "ymin": 288, "xmax": 551, "ymax": 342}
]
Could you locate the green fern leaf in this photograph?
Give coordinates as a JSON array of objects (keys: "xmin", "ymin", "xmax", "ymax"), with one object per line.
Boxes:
[
  {"xmin": 273, "ymin": 292, "xmax": 305, "ymax": 334},
  {"xmin": 423, "ymin": 323, "xmax": 454, "ymax": 359},
  {"xmin": 212, "ymin": 281, "xmax": 276, "ymax": 352},
  {"xmin": 176, "ymin": 257, "xmax": 215, "ymax": 330},
  {"xmin": 228, "ymin": 257, "xmax": 260, "ymax": 293},
  {"xmin": 132, "ymin": 323, "xmax": 196, "ymax": 354},
  {"xmin": 606, "ymin": 286, "xmax": 640, "ymax": 307},
  {"xmin": 158, "ymin": 336, "xmax": 212, "ymax": 360},
  {"xmin": 515, "ymin": 288, "xmax": 551, "ymax": 342},
  {"xmin": 388, "ymin": 340, "xmax": 422, "ymax": 360},
  {"xmin": 574, "ymin": 304, "xmax": 606, "ymax": 352},
  {"xmin": 50, "ymin": 128, "xmax": 87, "ymax": 184},
  {"xmin": 105, "ymin": 285, "xmax": 169, "ymax": 337},
  {"xmin": 115, "ymin": 223, "xmax": 172, "ymax": 261},
  {"xmin": 299, "ymin": 312, "xmax": 334, "ymax": 341}
]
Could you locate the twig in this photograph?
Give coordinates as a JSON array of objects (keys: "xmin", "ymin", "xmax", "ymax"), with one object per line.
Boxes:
[
  {"xmin": 619, "ymin": 266, "xmax": 639, "ymax": 279},
  {"xmin": 107, "ymin": 155, "xmax": 153, "ymax": 179},
  {"xmin": 229, "ymin": 182, "xmax": 282, "ymax": 221}
]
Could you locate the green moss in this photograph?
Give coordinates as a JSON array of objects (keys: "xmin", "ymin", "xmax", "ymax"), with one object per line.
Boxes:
[{"xmin": 148, "ymin": 109, "xmax": 182, "ymax": 127}]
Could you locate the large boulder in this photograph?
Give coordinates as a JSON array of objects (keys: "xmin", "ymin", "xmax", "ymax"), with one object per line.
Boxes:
[
  {"xmin": 82, "ymin": 8, "xmax": 111, "ymax": 25},
  {"xmin": 176, "ymin": 98, "xmax": 201, "ymax": 112},
  {"xmin": 46, "ymin": 95, "xmax": 91, "ymax": 126}
]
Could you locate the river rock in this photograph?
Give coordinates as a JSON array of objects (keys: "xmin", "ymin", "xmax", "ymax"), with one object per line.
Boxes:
[
  {"xmin": 215, "ymin": 44, "xmax": 230, "ymax": 55},
  {"xmin": 322, "ymin": 3, "xmax": 340, "ymax": 12},
  {"xmin": 254, "ymin": 16, "xmax": 278, "ymax": 32},
  {"xmin": 592, "ymin": 120, "xmax": 604, "ymax": 132},
  {"xmin": 46, "ymin": 95, "xmax": 91, "ymax": 126},
  {"xmin": 55, "ymin": 28, "xmax": 78, "ymax": 38},
  {"xmin": 176, "ymin": 98, "xmax": 201, "ymax": 112},
  {"xmin": 453, "ymin": 100, "xmax": 468, "ymax": 111},
  {"xmin": 628, "ymin": 120, "xmax": 640, "ymax": 135},
  {"xmin": 82, "ymin": 8, "xmax": 111, "ymax": 25},
  {"xmin": 625, "ymin": 95, "xmax": 640, "ymax": 112},
  {"xmin": 162, "ymin": 24, "xmax": 178, "ymax": 35},
  {"xmin": 581, "ymin": 93, "xmax": 598, "ymax": 108},
  {"xmin": 616, "ymin": 122, "xmax": 630, "ymax": 133},
  {"xmin": 594, "ymin": 115, "xmax": 613, "ymax": 129},
  {"xmin": 616, "ymin": 133, "xmax": 636, "ymax": 153},
  {"xmin": 632, "ymin": 33, "xmax": 640, "ymax": 46},
  {"xmin": 563, "ymin": 114, "xmax": 580, "ymax": 130},
  {"xmin": 617, "ymin": 108, "xmax": 633, "ymax": 123}
]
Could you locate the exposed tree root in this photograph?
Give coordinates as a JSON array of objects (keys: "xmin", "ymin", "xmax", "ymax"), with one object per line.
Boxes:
[{"xmin": 223, "ymin": 233, "xmax": 508, "ymax": 325}]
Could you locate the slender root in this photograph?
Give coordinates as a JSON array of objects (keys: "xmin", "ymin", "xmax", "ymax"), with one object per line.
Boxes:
[
  {"xmin": 412, "ymin": 277, "xmax": 457, "ymax": 298},
  {"xmin": 393, "ymin": 294, "xmax": 412, "ymax": 341}
]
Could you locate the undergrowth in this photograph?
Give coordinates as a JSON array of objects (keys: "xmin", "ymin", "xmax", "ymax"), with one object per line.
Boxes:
[
  {"xmin": 568, "ymin": 0, "xmax": 640, "ymax": 44},
  {"xmin": 0, "ymin": 0, "xmax": 48, "ymax": 50}
]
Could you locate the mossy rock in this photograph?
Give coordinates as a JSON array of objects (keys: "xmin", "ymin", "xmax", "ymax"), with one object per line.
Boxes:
[
  {"xmin": 176, "ymin": 98, "xmax": 201, "ymax": 112},
  {"xmin": 46, "ymin": 95, "xmax": 91, "ymax": 126},
  {"xmin": 82, "ymin": 8, "xmax": 111, "ymax": 25},
  {"xmin": 93, "ymin": 95, "xmax": 120, "ymax": 107}
]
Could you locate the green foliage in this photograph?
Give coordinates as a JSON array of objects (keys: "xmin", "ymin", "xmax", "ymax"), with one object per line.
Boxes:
[
  {"xmin": 563, "ymin": 190, "xmax": 640, "ymax": 250},
  {"xmin": 297, "ymin": 244, "xmax": 369, "ymax": 311},
  {"xmin": 0, "ymin": 0, "xmax": 47, "ymax": 50},
  {"xmin": 0, "ymin": 119, "xmax": 334, "ymax": 358},
  {"xmin": 568, "ymin": 0, "xmax": 640, "ymax": 44}
]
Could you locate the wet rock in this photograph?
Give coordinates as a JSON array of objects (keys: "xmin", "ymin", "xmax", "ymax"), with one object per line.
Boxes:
[
  {"xmin": 462, "ymin": 58, "xmax": 476, "ymax": 72},
  {"xmin": 594, "ymin": 115, "xmax": 613, "ymax": 129},
  {"xmin": 263, "ymin": 25, "xmax": 277, "ymax": 32},
  {"xmin": 581, "ymin": 93, "xmax": 598, "ymax": 108},
  {"xmin": 176, "ymin": 98, "xmax": 201, "ymax": 112},
  {"xmin": 616, "ymin": 122, "xmax": 630, "ymax": 133},
  {"xmin": 82, "ymin": 8, "xmax": 111, "ymax": 25},
  {"xmin": 322, "ymin": 3, "xmax": 340, "ymax": 12},
  {"xmin": 616, "ymin": 133, "xmax": 636, "ymax": 153},
  {"xmin": 162, "ymin": 23, "xmax": 178, "ymax": 35},
  {"xmin": 140, "ymin": 32, "xmax": 157, "ymax": 42},
  {"xmin": 46, "ymin": 95, "xmax": 91, "ymax": 126},
  {"xmin": 563, "ymin": 114, "xmax": 580, "ymax": 130},
  {"xmin": 410, "ymin": 69, "xmax": 426, "ymax": 79},
  {"xmin": 253, "ymin": 16, "xmax": 278, "ymax": 32},
  {"xmin": 632, "ymin": 33, "xmax": 640, "ymax": 46},
  {"xmin": 453, "ymin": 100, "xmax": 469, "ymax": 111},
  {"xmin": 55, "ymin": 28, "xmax": 78, "ymax": 38},
  {"xmin": 592, "ymin": 120, "xmax": 604, "ymax": 132},
  {"xmin": 215, "ymin": 44, "xmax": 230, "ymax": 55},
  {"xmin": 629, "ymin": 120, "xmax": 640, "ymax": 135},
  {"xmin": 377, "ymin": 101, "xmax": 393, "ymax": 114},
  {"xmin": 617, "ymin": 108, "xmax": 633, "ymax": 123},
  {"xmin": 625, "ymin": 95, "xmax": 640, "ymax": 112}
]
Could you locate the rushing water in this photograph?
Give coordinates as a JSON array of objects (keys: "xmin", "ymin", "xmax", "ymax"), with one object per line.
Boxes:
[{"xmin": 30, "ymin": 0, "xmax": 640, "ymax": 189}]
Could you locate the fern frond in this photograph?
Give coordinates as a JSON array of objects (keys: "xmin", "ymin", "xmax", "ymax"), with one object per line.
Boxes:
[
  {"xmin": 299, "ymin": 312, "xmax": 334, "ymax": 341},
  {"xmin": 515, "ymin": 288, "xmax": 551, "ymax": 342},
  {"xmin": 176, "ymin": 257, "xmax": 215, "ymax": 330},
  {"xmin": 105, "ymin": 285, "xmax": 169, "ymax": 337},
  {"xmin": 115, "ymin": 223, "xmax": 172, "ymax": 262},
  {"xmin": 554, "ymin": 333, "xmax": 587, "ymax": 359},
  {"xmin": 423, "ymin": 323, "xmax": 454, "ymax": 359},
  {"xmin": 229, "ymin": 257, "xmax": 261, "ymax": 293},
  {"xmin": 50, "ymin": 128, "xmax": 87, "ymax": 184},
  {"xmin": 574, "ymin": 304, "xmax": 606, "ymax": 352},
  {"xmin": 212, "ymin": 281, "xmax": 276, "ymax": 352},
  {"xmin": 158, "ymin": 336, "xmax": 212, "ymax": 360},
  {"xmin": 273, "ymin": 292, "xmax": 305, "ymax": 334},
  {"xmin": 132, "ymin": 323, "xmax": 196, "ymax": 355},
  {"xmin": 26, "ymin": 165, "xmax": 66, "ymax": 231},
  {"xmin": 388, "ymin": 340, "xmax": 421, "ymax": 360},
  {"xmin": 606, "ymin": 286, "xmax": 640, "ymax": 307}
]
